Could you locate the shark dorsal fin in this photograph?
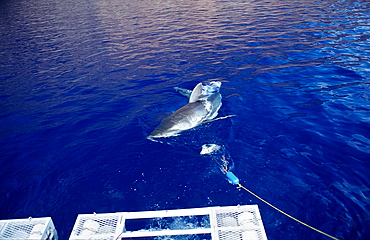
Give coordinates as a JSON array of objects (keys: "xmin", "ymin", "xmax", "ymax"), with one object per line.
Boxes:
[{"xmin": 189, "ymin": 82, "xmax": 203, "ymax": 103}]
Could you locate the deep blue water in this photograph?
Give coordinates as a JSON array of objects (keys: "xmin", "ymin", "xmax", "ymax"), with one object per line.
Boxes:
[{"xmin": 1, "ymin": 0, "xmax": 369, "ymax": 239}]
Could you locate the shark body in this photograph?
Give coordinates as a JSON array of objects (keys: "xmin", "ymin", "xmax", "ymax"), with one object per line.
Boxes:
[{"xmin": 148, "ymin": 81, "xmax": 222, "ymax": 139}]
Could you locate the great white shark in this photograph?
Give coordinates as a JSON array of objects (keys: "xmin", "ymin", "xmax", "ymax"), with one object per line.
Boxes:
[{"xmin": 148, "ymin": 81, "xmax": 228, "ymax": 139}]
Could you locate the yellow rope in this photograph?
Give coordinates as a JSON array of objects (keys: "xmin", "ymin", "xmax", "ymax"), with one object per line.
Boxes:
[{"xmin": 236, "ymin": 183, "xmax": 340, "ymax": 240}]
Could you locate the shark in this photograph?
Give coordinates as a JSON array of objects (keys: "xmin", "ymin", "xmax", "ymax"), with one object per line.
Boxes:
[{"xmin": 148, "ymin": 81, "xmax": 226, "ymax": 139}]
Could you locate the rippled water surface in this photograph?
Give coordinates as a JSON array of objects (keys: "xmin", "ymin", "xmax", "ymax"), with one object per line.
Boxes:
[{"xmin": 1, "ymin": 0, "xmax": 369, "ymax": 239}]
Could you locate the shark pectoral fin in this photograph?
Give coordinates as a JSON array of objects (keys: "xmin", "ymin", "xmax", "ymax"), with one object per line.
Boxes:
[
  {"xmin": 147, "ymin": 136, "xmax": 160, "ymax": 142},
  {"xmin": 189, "ymin": 82, "xmax": 203, "ymax": 103},
  {"xmin": 203, "ymin": 114, "xmax": 236, "ymax": 123},
  {"xmin": 174, "ymin": 87, "xmax": 192, "ymax": 98}
]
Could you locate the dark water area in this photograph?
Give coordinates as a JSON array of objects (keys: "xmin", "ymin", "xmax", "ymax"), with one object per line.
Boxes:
[{"xmin": 0, "ymin": 0, "xmax": 369, "ymax": 239}]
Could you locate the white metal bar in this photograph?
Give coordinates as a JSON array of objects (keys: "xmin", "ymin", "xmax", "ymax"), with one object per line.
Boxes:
[
  {"xmin": 209, "ymin": 208, "xmax": 219, "ymax": 240},
  {"xmin": 118, "ymin": 207, "xmax": 214, "ymax": 219},
  {"xmin": 117, "ymin": 205, "xmax": 259, "ymax": 220},
  {"xmin": 118, "ymin": 228, "xmax": 211, "ymax": 238}
]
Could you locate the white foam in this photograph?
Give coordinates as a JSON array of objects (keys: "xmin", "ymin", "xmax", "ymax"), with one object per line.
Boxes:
[{"xmin": 200, "ymin": 144, "xmax": 221, "ymax": 155}]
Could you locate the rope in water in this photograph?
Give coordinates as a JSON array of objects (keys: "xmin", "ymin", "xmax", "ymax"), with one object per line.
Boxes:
[
  {"xmin": 236, "ymin": 183, "xmax": 340, "ymax": 240},
  {"xmin": 209, "ymin": 153, "xmax": 339, "ymax": 239}
]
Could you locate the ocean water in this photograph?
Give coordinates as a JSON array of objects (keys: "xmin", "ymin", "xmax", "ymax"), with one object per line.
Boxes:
[{"xmin": 0, "ymin": 0, "xmax": 369, "ymax": 239}]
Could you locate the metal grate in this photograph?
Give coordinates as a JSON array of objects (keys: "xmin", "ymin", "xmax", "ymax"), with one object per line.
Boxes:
[
  {"xmin": 69, "ymin": 213, "xmax": 124, "ymax": 240},
  {"xmin": 212, "ymin": 205, "xmax": 267, "ymax": 240},
  {"xmin": 0, "ymin": 217, "xmax": 57, "ymax": 240}
]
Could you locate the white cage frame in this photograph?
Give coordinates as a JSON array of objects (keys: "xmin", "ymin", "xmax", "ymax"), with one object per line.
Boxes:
[{"xmin": 69, "ymin": 205, "xmax": 267, "ymax": 240}]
